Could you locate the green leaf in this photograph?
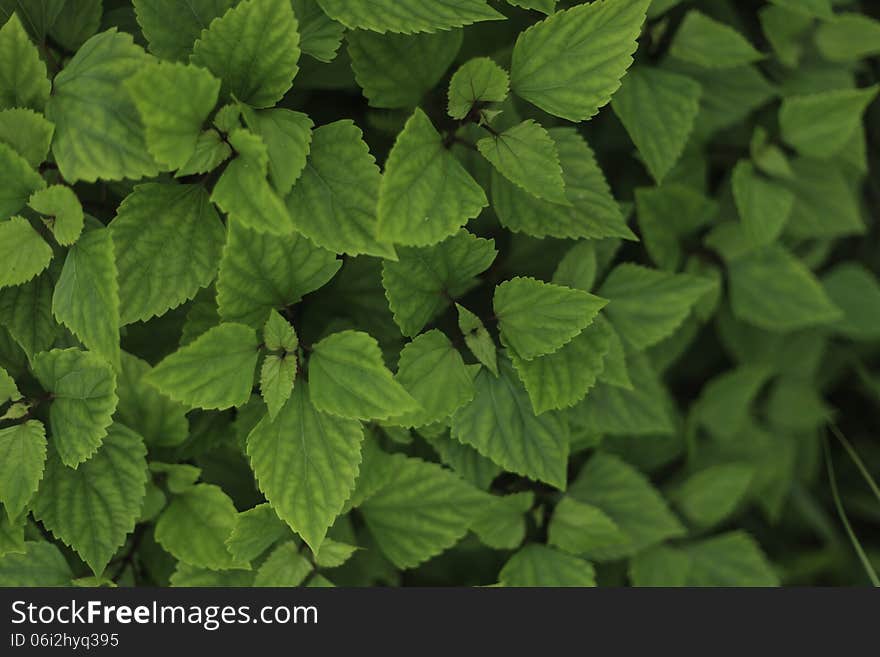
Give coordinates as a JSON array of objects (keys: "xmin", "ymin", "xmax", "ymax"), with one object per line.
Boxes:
[
  {"xmin": 548, "ymin": 497, "xmax": 626, "ymax": 556},
  {"xmin": 28, "ymin": 185, "xmax": 83, "ymax": 246},
  {"xmin": 635, "ymin": 184, "xmax": 717, "ymax": 271},
  {"xmin": 671, "ymin": 463, "xmax": 754, "ymax": 529},
  {"xmin": 378, "ymin": 108, "xmax": 487, "ymax": 246},
  {"xmin": 191, "ymin": 0, "xmax": 300, "ymax": 108},
  {"xmin": 116, "ymin": 352, "xmax": 189, "ymax": 448},
  {"xmin": 126, "ymin": 61, "xmax": 221, "ymax": 171},
  {"xmin": 499, "ymin": 544, "xmax": 596, "ymax": 587},
  {"xmin": 0, "ymin": 216, "xmax": 52, "ymax": 288},
  {"xmin": 470, "ymin": 491, "xmax": 533, "ymax": 549},
  {"xmin": 822, "ymin": 263, "xmax": 880, "ymax": 341},
  {"xmin": 768, "ymin": 0, "xmax": 831, "ymax": 20},
  {"xmin": 390, "ymin": 330, "xmax": 475, "ymax": 427},
  {"xmin": 510, "ymin": 0, "xmax": 650, "ymax": 121},
  {"xmin": 0, "ymin": 266, "xmax": 58, "ymax": 357},
  {"xmin": 669, "ymin": 10, "xmax": 763, "ymax": 69},
  {"xmin": 494, "ymin": 276, "xmax": 607, "ymax": 360},
  {"xmin": 286, "ymin": 120, "xmax": 396, "ymax": 259},
  {"xmin": 155, "ymin": 483, "xmax": 244, "ymax": 570},
  {"xmin": 598, "ymin": 264, "xmax": 715, "ymax": 350},
  {"xmin": 506, "ymin": 0, "xmax": 556, "ymax": 14},
  {"xmin": 731, "ymin": 161, "xmax": 794, "ymax": 248},
  {"xmin": 316, "ymin": 0, "xmax": 504, "ymax": 34},
  {"xmin": 48, "ymin": 0, "xmax": 101, "ymax": 51},
  {"xmin": 424, "ymin": 431, "xmax": 501, "ymax": 490},
  {"xmin": 0, "ymin": 420, "xmax": 46, "ymax": 519},
  {"xmin": 0, "ymin": 541, "xmax": 71, "ymax": 586},
  {"xmin": 0, "ymin": 13, "xmax": 51, "ymax": 111},
  {"xmin": 32, "ymin": 348, "xmax": 118, "ymax": 468},
  {"xmin": 149, "ymin": 462, "xmax": 200, "ymax": 494},
  {"xmin": 254, "ymin": 540, "xmax": 312, "ymax": 586},
  {"xmin": 313, "ymin": 538, "xmax": 358, "ymax": 568},
  {"xmin": 210, "ymin": 130, "xmax": 295, "ymax": 235},
  {"xmin": 612, "ymin": 67, "xmax": 701, "ymax": 183},
  {"xmin": 264, "ymin": 311, "xmax": 298, "ymax": 353},
  {"xmin": 260, "ymin": 354, "xmax": 297, "ymax": 420},
  {"xmin": 728, "ymin": 245, "xmax": 842, "ymax": 332},
  {"xmin": 146, "ymin": 322, "xmax": 259, "ymax": 410},
  {"xmin": 0, "ymin": 511, "xmax": 25, "ymax": 557},
  {"xmin": 510, "ymin": 319, "xmax": 610, "ymax": 414},
  {"xmin": 248, "ymin": 382, "xmax": 363, "ymax": 551},
  {"xmin": 217, "ymin": 219, "xmax": 340, "ymax": 329},
  {"xmin": 348, "ymin": 29, "xmax": 462, "ymax": 108},
  {"xmin": 175, "ymin": 129, "xmax": 231, "ymax": 177},
  {"xmin": 0, "ymin": 107, "xmax": 54, "ymax": 167},
  {"xmin": 491, "ymin": 128, "xmax": 635, "ymax": 240},
  {"xmin": 309, "ymin": 330, "xmax": 418, "ymax": 421},
  {"xmin": 451, "ymin": 357, "xmax": 569, "ymax": 489},
  {"xmin": 46, "ymin": 29, "xmax": 159, "ymax": 183},
  {"xmin": 133, "ymin": 0, "xmax": 236, "ymax": 61},
  {"xmin": 456, "ymin": 303, "xmax": 498, "ymax": 376},
  {"xmin": 448, "ymin": 57, "xmax": 509, "ymax": 119},
  {"xmin": 779, "ymin": 86, "xmax": 879, "ymax": 158},
  {"xmin": 382, "ymin": 230, "xmax": 496, "ymax": 336},
  {"xmin": 0, "ymin": 365, "xmax": 17, "ymax": 403},
  {"xmin": 816, "ymin": 13, "xmax": 880, "ymax": 63},
  {"xmin": 292, "ymin": 0, "xmax": 345, "ymax": 63},
  {"xmin": 694, "ymin": 365, "xmax": 772, "ymax": 441},
  {"xmin": 112, "ymin": 183, "xmax": 224, "ymax": 326},
  {"xmin": 32, "ymin": 423, "xmax": 148, "ymax": 575},
  {"xmin": 241, "ymin": 107, "xmax": 313, "ymax": 196},
  {"xmin": 568, "ymin": 452, "xmax": 685, "ymax": 560},
  {"xmin": 0, "ymin": 143, "xmax": 45, "ymax": 221},
  {"xmin": 629, "ymin": 544, "xmax": 690, "ymax": 586},
  {"xmin": 477, "ymin": 120, "xmax": 567, "ymax": 206},
  {"xmin": 226, "ymin": 503, "xmax": 288, "ymax": 563},
  {"xmin": 52, "ymin": 227, "xmax": 120, "ymax": 369},
  {"xmin": 361, "ymin": 456, "xmax": 487, "ymax": 569},
  {"xmin": 783, "ymin": 158, "xmax": 863, "ymax": 240}
]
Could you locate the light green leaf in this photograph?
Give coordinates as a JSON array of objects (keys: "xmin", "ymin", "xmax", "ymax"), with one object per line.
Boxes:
[
  {"xmin": 348, "ymin": 29, "xmax": 462, "ymax": 108},
  {"xmin": 669, "ymin": 10, "xmax": 763, "ymax": 69},
  {"xmin": 292, "ymin": 0, "xmax": 345, "ymax": 63},
  {"xmin": 612, "ymin": 67, "xmax": 701, "ymax": 183},
  {"xmin": 378, "ymin": 108, "xmax": 487, "ymax": 247},
  {"xmin": 728, "ymin": 245, "xmax": 842, "ymax": 332},
  {"xmin": 0, "ymin": 511, "xmax": 25, "ymax": 557},
  {"xmin": 0, "ymin": 266, "xmax": 58, "ymax": 357},
  {"xmin": 126, "ymin": 61, "xmax": 221, "ymax": 170},
  {"xmin": 510, "ymin": 319, "xmax": 610, "ymax": 414},
  {"xmin": 217, "ymin": 219, "xmax": 340, "ymax": 329},
  {"xmin": 316, "ymin": 0, "xmax": 503, "ymax": 34},
  {"xmin": 146, "ymin": 322, "xmax": 259, "ymax": 410},
  {"xmin": 456, "ymin": 303, "xmax": 498, "ymax": 376},
  {"xmin": 0, "ymin": 13, "xmax": 50, "ymax": 111},
  {"xmin": 0, "ymin": 107, "xmax": 53, "ymax": 167},
  {"xmin": 46, "ymin": 29, "xmax": 158, "ymax": 183},
  {"xmin": 313, "ymin": 538, "xmax": 358, "ymax": 568},
  {"xmin": 116, "ymin": 352, "xmax": 189, "ymax": 448},
  {"xmin": 477, "ymin": 120, "xmax": 567, "ymax": 206},
  {"xmin": 191, "ymin": 0, "xmax": 300, "ymax": 108},
  {"xmin": 779, "ymin": 86, "xmax": 879, "ymax": 158},
  {"xmin": 671, "ymin": 463, "xmax": 754, "ymax": 529},
  {"xmin": 448, "ymin": 56, "xmax": 509, "ymax": 119},
  {"xmin": 548, "ymin": 497, "xmax": 626, "ymax": 556},
  {"xmin": 309, "ymin": 330, "xmax": 418, "ymax": 421},
  {"xmin": 169, "ymin": 563, "xmax": 254, "ymax": 587},
  {"xmin": 494, "ymin": 276, "xmax": 607, "ymax": 360},
  {"xmin": 470, "ymin": 491, "xmax": 533, "ymax": 549},
  {"xmin": 155, "ymin": 483, "xmax": 244, "ymax": 570},
  {"xmin": 254, "ymin": 540, "xmax": 312, "ymax": 586},
  {"xmin": 361, "ymin": 456, "xmax": 487, "ymax": 569},
  {"xmin": 133, "ymin": 0, "xmax": 236, "ymax": 61},
  {"xmin": 32, "ymin": 348, "xmax": 118, "ymax": 468},
  {"xmin": 510, "ymin": 0, "xmax": 650, "ymax": 121},
  {"xmin": 226, "ymin": 503, "xmax": 289, "ymax": 563},
  {"xmin": 568, "ymin": 452, "xmax": 685, "ymax": 560},
  {"xmin": 0, "ymin": 541, "xmax": 72, "ymax": 586},
  {"xmin": 0, "ymin": 365, "xmax": 17, "ymax": 403},
  {"xmin": 241, "ymin": 107, "xmax": 313, "ymax": 196},
  {"xmin": 451, "ymin": 357, "xmax": 569, "ymax": 489},
  {"xmin": 0, "ymin": 216, "xmax": 52, "ymax": 288},
  {"xmin": 176, "ymin": 129, "xmax": 231, "ymax": 177},
  {"xmin": 32, "ymin": 423, "xmax": 148, "ymax": 575},
  {"xmin": 816, "ymin": 13, "xmax": 880, "ymax": 63},
  {"xmin": 264, "ymin": 311, "xmax": 298, "ymax": 353},
  {"xmin": 491, "ymin": 128, "xmax": 635, "ymax": 240},
  {"xmin": 598, "ymin": 263, "xmax": 715, "ymax": 350},
  {"xmin": 500, "ymin": 544, "xmax": 596, "ymax": 586},
  {"xmin": 286, "ymin": 120, "xmax": 396, "ymax": 259},
  {"xmin": 822, "ymin": 263, "xmax": 880, "ymax": 341},
  {"xmin": 382, "ymin": 230, "xmax": 496, "ymax": 337},
  {"xmin": 28, "ymin": 185, "xmax": 83, "ymax": 246},
  {"xmin": 391, "ymin": 329, "xmax": 475, "ymax": 427},
  {"xmin": 731, "ymin": 161, "xmax": 794, "ymax": 248},
  {"xmin": 0, "ymin": 143, "xmax": 45, "ymax": 220},
  {"xmin": 52, "ymin": 227, "xmax": 120, "ymax": 369},
  {"xmin": 260, "ymin": 354, "xmax": 297, "ymax": 420},
  {"xmin": 0, "ymin": 420, "xmax": 46, "ymax": 519},
  {"xmin": 112, "ymin": 183, "xmax": 225, "ymax": 326},
  {"xmin": 248, "ymin": 382, "xmax": 363, "ymax": 551}
]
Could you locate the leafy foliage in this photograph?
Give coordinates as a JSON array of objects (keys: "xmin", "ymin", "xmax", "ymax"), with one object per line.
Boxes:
[{"xmin": 1, "ymin": 0, "xmax": 878, "ymax": 589}]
